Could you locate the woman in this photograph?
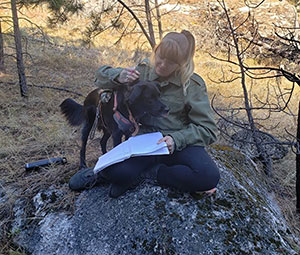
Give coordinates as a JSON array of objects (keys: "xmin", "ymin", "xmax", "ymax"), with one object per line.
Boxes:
[{"xmin": 69, "ymin": 30, "xmax": 220, "ymax": 198}]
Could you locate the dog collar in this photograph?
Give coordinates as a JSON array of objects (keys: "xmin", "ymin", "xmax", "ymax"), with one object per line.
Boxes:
[
  {"xmin": 113, "ymin": 111, "xmax": 135, "ymax": 134},
  {"xmin": 113, "ymin": 92, "xmax": 139, "ymax": 136}
]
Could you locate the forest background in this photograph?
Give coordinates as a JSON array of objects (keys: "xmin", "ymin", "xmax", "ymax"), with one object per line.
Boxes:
[{"xmin": 0, "ymin": 0, "xmax": 300, "ymax": 254}]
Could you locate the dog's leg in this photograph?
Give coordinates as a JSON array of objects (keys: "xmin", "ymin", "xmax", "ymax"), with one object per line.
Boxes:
[
  {"xmin": 80, "ymin": 120, "xmax": 93, "ymax": 169},
  {"xmin": 100, "ymin": 129, "xmax": 111, "ymax": 154},
  {"xmin": 112, "ymin": 130, "xmax": 123, "ymax": 147},
  {"xmin": 124, "ymin": 134, "xmax": 131, "ymax": 140}
]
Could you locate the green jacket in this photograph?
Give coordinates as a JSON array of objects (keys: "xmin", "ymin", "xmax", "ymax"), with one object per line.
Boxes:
[{"xmin": 95, "ymin": 59, "xmax": 218, "ymax": 151}]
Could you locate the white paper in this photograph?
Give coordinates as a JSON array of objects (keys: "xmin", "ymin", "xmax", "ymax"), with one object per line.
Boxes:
[{"xmin": 93, "ymin": 132, "xmax": 169, "ymax": 174}]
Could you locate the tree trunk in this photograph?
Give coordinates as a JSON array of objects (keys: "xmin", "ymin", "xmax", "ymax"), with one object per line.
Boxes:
[
  {"xmin": 11, "ymin": 0, "xmax": 27, "ymax": 97},
  {"xmin": 117, "ymin": 0, "xmax": 155, "ymax": 49},
  {"xmin": 145, "ymin": 0, "xmax": 156, "ymax": 47},
  {"xmin": 296, "ymin": 100, "xmax": 300, "ymax": 213},
  {"xmin": 222, "ymin": 0, "xmax": 272, "ymax": 175},
  {"xmin": 0, "ymin": 21, "xmax": 5, "ymax": 72},
  {"xmin": 154, "ymin": 0, "xmax": 163, "ymax": 40}
]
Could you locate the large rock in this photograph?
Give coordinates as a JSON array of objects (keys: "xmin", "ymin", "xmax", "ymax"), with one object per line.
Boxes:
[
  {"xmin": 207, "ymin": 0, "xmax": 300, "ymax": 69},
  {"xmin": 208, "ymin": 0, "xmax": 298, "ymax": 38},
  {"xmin": 14, "ymin": 147, "xmax": 299, "ymax": 255},
  {"xmin": 231, "ymin": 129, "xmax": 289, "ymax": 160}
]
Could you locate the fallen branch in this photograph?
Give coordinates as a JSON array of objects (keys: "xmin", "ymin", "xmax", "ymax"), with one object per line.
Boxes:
[
  {"xmin": 28, "ymin": 83, "xmax": 83, "ymax": 97},
  {"xmin": 0, "ymin": 81, "xmax": 83, "ymax": 97}
]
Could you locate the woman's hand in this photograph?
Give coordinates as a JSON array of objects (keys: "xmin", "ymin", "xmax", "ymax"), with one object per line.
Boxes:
[
  {"xmin": 117, "ymin": 67, "xmax": 140, "ymax": 83},
  {"xmin": 158, "ymin": 135, "xmax": 175, "ymax": 154}
]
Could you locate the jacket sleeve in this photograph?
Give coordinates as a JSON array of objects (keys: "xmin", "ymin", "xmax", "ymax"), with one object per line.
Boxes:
[
  {"xmin": 169, "ymin": 78, "xmax": 218, "ymax": 151},
  {"xmin": 94, "ymin": 65, "xmax": 124, "ymax": 89}
]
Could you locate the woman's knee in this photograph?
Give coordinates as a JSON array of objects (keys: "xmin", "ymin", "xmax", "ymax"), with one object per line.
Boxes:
[
  {"xmin": 209, "ymin": 165, "xmax": 220, "ymax": 188},
  {"xmin": 102, "ymin": 157, "xmax": 149, "ymax": 183},
  {"xmin": 192, "ymin": 165, "xmax": 220, "ymax": 191},
  {"xmin": 102, "ymin": 162, "xmax": 134, "ymax": 183}
]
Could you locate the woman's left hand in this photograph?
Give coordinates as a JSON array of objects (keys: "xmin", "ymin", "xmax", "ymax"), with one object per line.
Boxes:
[{"xmin": 158, "ymin": 135, "xmax": 175, "ymax": 154}]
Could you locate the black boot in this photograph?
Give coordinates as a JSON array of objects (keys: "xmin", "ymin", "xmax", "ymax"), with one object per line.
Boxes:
[
  {"xmin": 140, "ymin": 164, "xmax": 163, "ymax": 185},
  {"xmin": 109, "ymin": 175, "xmax": 144, "ymax": 198},
  {"xmin": 69, "ymin": 167, "xmax": 108, "ymax": 191},
  {"xmin": 109, "ymin": 182, "xmax": 131, "ymax": 198}
]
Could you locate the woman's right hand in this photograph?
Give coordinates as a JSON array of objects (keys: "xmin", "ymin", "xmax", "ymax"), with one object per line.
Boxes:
[{"xmin": 117, "ymin": 67, "xmax": 140, "ymax": 83}]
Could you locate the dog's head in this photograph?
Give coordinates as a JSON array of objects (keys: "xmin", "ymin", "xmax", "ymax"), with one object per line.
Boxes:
[{"xmin": 127, "ymin": 80, "xmax": 169, "ymax": 119}]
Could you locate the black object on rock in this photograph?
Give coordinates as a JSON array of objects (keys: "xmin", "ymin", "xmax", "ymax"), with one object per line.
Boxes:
[{"xmin": 25, "ymin": 157, "xmax": 67, "ymax": 171}]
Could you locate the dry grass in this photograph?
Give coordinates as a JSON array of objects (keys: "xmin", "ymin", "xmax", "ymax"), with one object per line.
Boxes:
[
  {"xmin": 0, "ymin": 48, "xmax": 98, "ymax": 254},
  {"xmin": 1, "ymin": 1, "xmax": 300, "ymax": 253}
]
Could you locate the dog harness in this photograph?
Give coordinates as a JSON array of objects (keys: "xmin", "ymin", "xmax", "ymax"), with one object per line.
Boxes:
[
  {"xmin": 89, "ymin": 89, "xmax": 112, "ymax": 140},
  {"xmin": 89, "ymin": 90, "xmax": 139, "ymax": 140},
  {"xmin": 112, "ymin": 92, "xmax": 139, "ymax": 136}
]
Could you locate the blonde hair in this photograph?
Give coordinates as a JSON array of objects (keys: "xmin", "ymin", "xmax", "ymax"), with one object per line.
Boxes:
[{"xmin": 150, "ymin": 30, "xmax": 195, "ymax": 95}]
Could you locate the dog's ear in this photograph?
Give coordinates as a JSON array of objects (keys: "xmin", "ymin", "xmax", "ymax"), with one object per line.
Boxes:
[
  {"xmin": 152, "ymin": 81, "xmax": 161, "ymax": 95},
  {"xmin": 152, "ymin": 81, "xmax": 160, "ymax": 87},
  {"xmin": 127, "ymin": 79, "xmax": 140, "ymax": 87},
  {"xmin": 128, "ymin": 82, "xmax": 146, "ymax": 104}
]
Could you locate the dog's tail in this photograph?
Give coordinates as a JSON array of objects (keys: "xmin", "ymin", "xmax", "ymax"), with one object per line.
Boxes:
[{"xmin": 60, "ymin": 98, "xmax": 84, "ymax": 126}]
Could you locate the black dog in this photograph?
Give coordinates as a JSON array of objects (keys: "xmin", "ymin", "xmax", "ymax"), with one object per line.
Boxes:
[{"xmin": 60, "ymin": 80, "xmax": 168, "ymax": 169}]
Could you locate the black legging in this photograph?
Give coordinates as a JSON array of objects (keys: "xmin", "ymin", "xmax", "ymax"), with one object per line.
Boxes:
[{"xmin": 101, "ymin": 146, "xmax": 220, "ymax": 192}]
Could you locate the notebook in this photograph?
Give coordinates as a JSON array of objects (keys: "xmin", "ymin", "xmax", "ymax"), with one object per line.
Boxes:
[{"xmin": 93, "ymin": 132, "xmax": 169, "ymax": 174}]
